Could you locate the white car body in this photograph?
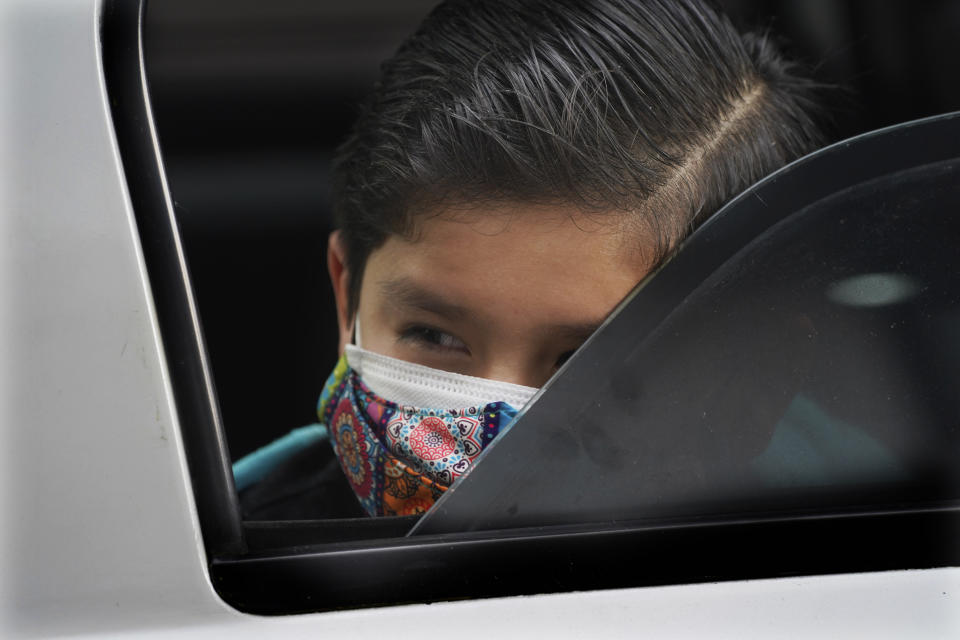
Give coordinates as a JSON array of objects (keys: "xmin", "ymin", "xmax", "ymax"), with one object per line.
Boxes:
[{"xmin": 0, "ymin": 0, "xmax": 957, "ymax": 637}]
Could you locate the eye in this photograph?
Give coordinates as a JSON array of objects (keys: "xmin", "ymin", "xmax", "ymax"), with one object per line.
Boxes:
[
  {"xmin": 399, "ymin": 325, "xmax": 470, "ymax": 355},
  {"xmin": 554, "ymin": 349, "xmax": 576, "ymax": 368}
]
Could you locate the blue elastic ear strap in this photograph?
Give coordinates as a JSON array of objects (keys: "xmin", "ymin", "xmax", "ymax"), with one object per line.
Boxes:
[{"xmin": 232, "ymin": 423, "xmax": 329, "ymax": 492}]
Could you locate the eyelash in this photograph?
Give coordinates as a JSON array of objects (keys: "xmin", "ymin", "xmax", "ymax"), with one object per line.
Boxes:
[
  {"xmin": 399, "ymin": 326, "xmax": 579, "ymax": 368},
  {"xmin": 398, "ymin": 325, "xmax": 470, "ymax": 354}
]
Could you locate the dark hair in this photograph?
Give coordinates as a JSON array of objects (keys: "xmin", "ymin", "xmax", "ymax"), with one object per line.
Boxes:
[{"xmin": 333, "ymin": 0, "xmax": 827, "ymax": 314}]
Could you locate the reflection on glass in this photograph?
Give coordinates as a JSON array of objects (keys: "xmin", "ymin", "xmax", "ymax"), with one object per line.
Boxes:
[
  {"xmin": 418, "ymin": 157, "xmax": 960, "ymax": 534},
  {"xmin": 827, "ymin": 273, "xmax": 920, "ymax": 308}
]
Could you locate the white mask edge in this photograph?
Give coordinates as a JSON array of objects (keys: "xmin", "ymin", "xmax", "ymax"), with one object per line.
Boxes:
[{"xmin": 344, "ymin": 344, "xmax": 538, "ymax": 409}]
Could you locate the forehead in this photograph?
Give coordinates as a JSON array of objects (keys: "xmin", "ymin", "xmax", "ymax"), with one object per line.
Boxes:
[{"xmin": 361, "ymin": 202, "xmax": 653, "ymax": 323}]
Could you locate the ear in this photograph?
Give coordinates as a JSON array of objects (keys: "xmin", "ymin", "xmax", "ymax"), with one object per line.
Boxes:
[{"xmin": 327, "ymin": 230, "xmax": 354, "ymax": 355}]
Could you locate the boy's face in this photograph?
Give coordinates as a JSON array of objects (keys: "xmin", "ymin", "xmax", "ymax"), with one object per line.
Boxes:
[{"xmin": 329, "ymin": 202, "xmax": 655, "ymax": 389}]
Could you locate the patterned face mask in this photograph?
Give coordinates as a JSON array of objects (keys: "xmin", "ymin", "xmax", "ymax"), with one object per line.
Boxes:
[{"xmin": 319, "ymin": 345, "xmax": 537, "ymax": 517}]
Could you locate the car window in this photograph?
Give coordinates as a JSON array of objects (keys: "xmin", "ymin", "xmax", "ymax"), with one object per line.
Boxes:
[
  {"xmin": 416, "ymin": 116, "xmax": 960, "ymax": 534},
  {"xmin": 144, "ymin": 0, "xmax": 960, "ymax": 477},
  {"xmin": 117, "ymin": 0, "xmax": 960, "ymax": 616}
]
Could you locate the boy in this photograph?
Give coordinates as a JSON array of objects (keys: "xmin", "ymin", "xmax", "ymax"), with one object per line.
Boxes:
[{"xmin": 238, "ymin": 0, "xmax": 827, "ymax": 519}]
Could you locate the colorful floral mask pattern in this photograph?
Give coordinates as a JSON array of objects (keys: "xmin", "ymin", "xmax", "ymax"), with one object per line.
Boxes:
[{"xmin": 319, "ymin": 355, "xmax": 520, "ymax": 517}]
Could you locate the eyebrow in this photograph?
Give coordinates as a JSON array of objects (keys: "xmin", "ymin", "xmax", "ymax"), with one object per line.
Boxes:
[
  {"xmin": 550, "ymin": 321, "xmax": 603, "ymax": 345},
  {"xmin": 378, "ymin": 276, "xmax": 604, "ymax": 343},
  {"xmin": 378, "ymin": 277, "xmax": 471, "ymax": 320}
]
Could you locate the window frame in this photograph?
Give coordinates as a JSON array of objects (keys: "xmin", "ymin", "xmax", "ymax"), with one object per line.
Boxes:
[{"xmin": 102, "ymin": 0, "xmax": 960, "ymax": 615}]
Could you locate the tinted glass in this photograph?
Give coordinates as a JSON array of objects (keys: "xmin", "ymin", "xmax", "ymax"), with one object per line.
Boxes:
[{"xmin": 416, "ymin": 117, "xmax": 960, "ymax": 535}]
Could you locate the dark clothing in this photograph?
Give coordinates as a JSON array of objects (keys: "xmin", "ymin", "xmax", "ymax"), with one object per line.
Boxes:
[{"xmin": 238, "ymin": 438, "xmax": 366, "ymax": 520}]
